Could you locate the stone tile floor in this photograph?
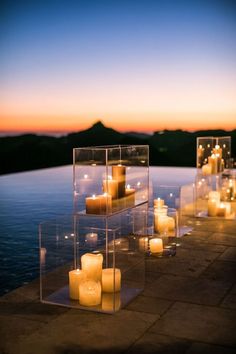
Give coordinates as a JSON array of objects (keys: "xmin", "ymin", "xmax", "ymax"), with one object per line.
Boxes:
[{"xmin": 0, "ymin": 217, "xmax": 236, "ymax": 354}]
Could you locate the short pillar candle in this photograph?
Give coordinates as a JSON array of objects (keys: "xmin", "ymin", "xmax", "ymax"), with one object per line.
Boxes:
[
  {"xmin": 79, "ymin": 280, "xmax": 101, "ymax": 306},
  {"xmin": 112, "ymin": 164, "xmax": 126, "ymax": 198}
]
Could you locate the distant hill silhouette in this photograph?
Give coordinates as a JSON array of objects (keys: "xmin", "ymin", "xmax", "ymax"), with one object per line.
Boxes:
[{"xmin": 0, "ymin": 121, "xmax": 235, "ymax": 174}]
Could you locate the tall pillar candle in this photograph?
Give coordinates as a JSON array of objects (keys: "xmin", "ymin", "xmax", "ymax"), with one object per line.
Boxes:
[
  {"xmin": 154, "ymin": 197, "xmax": 164, "ymax": 209},
  {"xmin": 81, "ymin": 253, "xmax": 103, "ymax": 281},
  {"xmin": 112, "ymin": 164, "xmax": 126, "ymax": 198},
  {"xmin": 69, "ymin": 269, "xmax": 87, "ymax": 300},
  {"xmin": 99, "ymin": 193, "xmax": 112, "ymax": 214}
]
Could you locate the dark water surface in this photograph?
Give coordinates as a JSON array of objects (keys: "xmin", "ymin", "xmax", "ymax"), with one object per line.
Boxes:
[{"xmin": 0, "ymin": 165, "xmax": 195, "ymax": 296}]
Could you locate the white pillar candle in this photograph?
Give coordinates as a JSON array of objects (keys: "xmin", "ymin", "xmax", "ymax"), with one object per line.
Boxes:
[
  {"xmin": 156, "ymin": 215, "xmax": 169, "ymax": 234},
  {"xmin": 125, "ymin": 184, "xmax": 135, "ymax": 207},
  {"xmin": 79, "ymin": 280, "xmax": 101, "ymax": 306},
  {"xmin": 149, "ymin": 238, "xmax": 163, "ymax": 253},
  {"xmin": 209, "ymin": 191, "xmax": 221, "ymax": 202},
  {"xmin": 208, "ymin": 199, "xmax": 219, "ymax": 217},
  {"xmin": 154, "ymin": 206, "xmax": 168, "ymax": 232},
  {"xmin": 102, "ymin": 293, "xmax": 121, "ymax": 312},
  {"xmin": 202, "ymin": 164, "xmax": 212, "ymax": 175},
  {"xmin": 69, "ymin": 269, "xmax": 87, "ymax": 300},
  {"xmin": 102, "ymin": 268, "xmax": 121, "ymax": 293},
  {"xmin": 85, "ymin": 232, "xmax": 98, "ymax": 247},
  {"xmin": 154, "ymin": 197, "xmax": 164, "ymax": 209},
  {"xmin": 81, "ymin": 253, "xmax": 103, "ymax": 281},
  {"xmin": 103, "ymin": 176, "xmax": 118, "ymax": 199},
  {"xmin": 112, "ymin": 164, "xmax": 126, "ymax": 198}
]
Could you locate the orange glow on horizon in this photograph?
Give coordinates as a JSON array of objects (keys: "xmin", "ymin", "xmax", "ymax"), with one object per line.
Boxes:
[{"xmin": 1, "ymin": 111, "xmax": 235, "ymax": 134}]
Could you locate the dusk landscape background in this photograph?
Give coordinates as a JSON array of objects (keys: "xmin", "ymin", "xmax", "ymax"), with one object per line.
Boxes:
[{"xmin": 0, "ymin": 0, "xmax": 236, "ymax": 172}]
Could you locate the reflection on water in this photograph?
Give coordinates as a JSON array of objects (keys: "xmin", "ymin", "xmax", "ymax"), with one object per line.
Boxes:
[{"xmin": 0, "ymin": 165, "xmax": 195, "ymax": 296}]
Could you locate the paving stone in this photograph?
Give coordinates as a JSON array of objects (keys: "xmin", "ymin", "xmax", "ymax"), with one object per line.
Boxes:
[
  {"xmin": 7, "ymin": 309, "xmax": 158, "ymax": 354},
  {"xmin": 193, "ymin": 219, "xmax": 236, "ymax": 234},
  {"xmin": 0, "ymin": 315, "xmax": 45, "ymax": 354},
  {"xmin": 125, "ymin": 295, "xmax": 172, "ymax": 315},
  {"xmin": 219, "ymin": 247, "xmax": 236, "ymax": 261},
  {"xmin": 127, "ymin": 333, "xmax": 191, "ymax": 354},
  {"xmin": 143, "ymin": 274, "xmax": 231, "ymax": 306},
  {"xmin": 207, "ymin": 233, "xmax": 236, "ymax": 247},
  {"xmin": 221, "ymin": 284, "xmax": 236, "ymax": 310},
  {"xmin": 146, "ymin": 248, "xmax": 218, "ymax": 277},
  {"xmin": 186, "ymin": 342, "xmax": 236, "ymax": 354},
  {"xmin": 201, "ymin": 261, "xmax": 236, "ymax": 283},
  {"xmin": 145, "ymin": 271, "xmax": 162, "ymax": 284},
  {"xmin": 0, "ymin": 279, "xmax": 40, "ymax": 303},
  {"xmin": 180, "ymin": 237, "xmax": 226, "ymax": 253},
  {"xmin": 151, "ymin": 302, "xmax": 236, "ymax": 347}
]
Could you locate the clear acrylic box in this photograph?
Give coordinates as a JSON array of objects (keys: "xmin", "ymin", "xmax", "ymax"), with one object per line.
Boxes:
[
  {"xmin": 195, "ymin": 174, "xmax": 235, "ymax": 219},
  {"xmin": 196, "ymin": 136, "xmax": 231, "ymax": 175},
  {"xmin": 73, "ymin": 145, "xmax": 149, "ymax": 214},
  {"xmin": 39, "ymin": 204, "xmax": 147, "ymax": 314}
]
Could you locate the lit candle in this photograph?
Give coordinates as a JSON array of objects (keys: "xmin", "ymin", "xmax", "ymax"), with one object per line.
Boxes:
[
  {"xmin": 217, "ymin": 202, "xmax": 231, "ymax": 217},
  {"xmin": 102, "ymin": 268, "xmax": 121, "ymax": 293},
  {"xmin": 154, "ymin": 206, "xmax": 168, "ymax": 233},
  {"xmin": 79, "ymin": 280, "xmax": 101, "ymax": 306},
  {"xmin": 138, "ymin": 237, "xmax": 149, "ymax": 252},
  {"xmin": 154, "ymin": 197, "xmax": 164, "ymax": 209},
  {"xmin": 208, "ymin": 199, "xmax": 219, "ymax": 217},
  {"xmin": 69, "ymin": 268, "xmax": 87, "ymax": 300},
  {"xmin": 216, "ymin": 202, "xmax": 227, "ymax": 217},
  {"xmin": 112, "ymin": 164, "xmax": 126, "ymax": 198},
  {"xmin": 125, "ymin": 184, "xmax": 135, "ymax": 207},
  {"xmin": 85, "ymin": 194, "xmax": 111, "ymax": 214},
  {"xmin": 167, "ymin": 216, "xmax": 175, "ymax": 231},
  {"xmin": 149, "ymin": 238, "xmax": 163, "ymax": 253},
  {"xmin": 156, "ymin": 215, "xmax": 169, "ymax": 234},
  {"xmin": 202, "ymin": 164, "xmax": 212, "ymax": 175},
  {"xmin": 85, "ymin": 232, "xmax": 98, "ymax": 247},
  {"xmin": 85, "ymin": 194, "xmax": 101, "ymax": 214},
  {"xmin": 81, "ymin": 253, "xmax": 103, "ymax": 282},
  {"xmin": 103, "ymin": 176, "xmax": 118, "ymax": 199},
  {"xmin": 209, "ymin": 191, "xmax": 221, "ymax": 201},
  {"xmin": 102, "ymin": 293, "xmax": 121, "ymax": 312}
]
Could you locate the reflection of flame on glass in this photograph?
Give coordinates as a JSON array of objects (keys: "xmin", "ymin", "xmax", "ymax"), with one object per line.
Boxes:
[
  {"xmin": 40, "ymin": 247, "xmax": 47, "ymax": 264},
  {"xmin": 86, "ymin": 232, "xmax": 98, "ymax": 246}
]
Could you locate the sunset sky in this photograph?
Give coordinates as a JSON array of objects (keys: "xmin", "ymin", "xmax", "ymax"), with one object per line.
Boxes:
[{"xmin": 1, "ymin": 0, "xmax": 236, "ymax": 134}]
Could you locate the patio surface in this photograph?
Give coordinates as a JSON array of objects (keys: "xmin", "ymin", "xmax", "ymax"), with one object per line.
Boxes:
[{"xmin": 1, "ymin": 216, "xmax": 236, "ymax": 354}]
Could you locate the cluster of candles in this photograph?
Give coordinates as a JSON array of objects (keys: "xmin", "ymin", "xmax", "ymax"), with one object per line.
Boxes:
[
  {"xmin": 139, "ymin": 197, "xmax": 177, "ymax": 255},
  {"xmin": 69, "ymin": 253, "xmax": 121, "ymax": 309},
  {"xmin": 198, "ymin": 144, "xmax": 225, "ymax": 175},
  {"xmin": 221, "ymin": 178, "xmax": 236, "ymax": 202},
  {"xmin": 208, "ymin": 191, "xmax": 232, "ymax": 217},
  {"xmin": 84, "ymin": 165, "xmax": 136, "ymax": 214}
]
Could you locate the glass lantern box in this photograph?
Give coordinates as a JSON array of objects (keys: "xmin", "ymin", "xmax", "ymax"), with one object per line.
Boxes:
[
  {"xmin": 73, "ymin": 145, "xmax": 149, "ymax": 215},
  {"xmin": 39, "ymin": 203, "xmax": 147, "ymax": 314},
  {"xmin": 196, "ymin": 136, "xmax": 231, "ymax": 175},
  {"xmin": 195, "ymin": 174, "xmax": 236, "ymax": 219}
]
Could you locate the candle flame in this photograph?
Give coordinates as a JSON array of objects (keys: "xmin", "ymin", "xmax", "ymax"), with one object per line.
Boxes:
[
  {"xmin": 84, "ymin": 174, "xmax": 88, "ymax": 179},
  {"xmin": 127, "ymin": 184, "xmax": 130, "ymax": 189},
  {"xmin": 92, "ymin": 194, "xmax": 96, "ymax": 199}
]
